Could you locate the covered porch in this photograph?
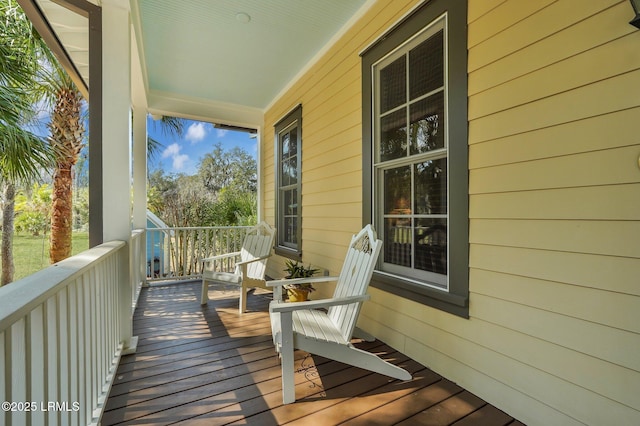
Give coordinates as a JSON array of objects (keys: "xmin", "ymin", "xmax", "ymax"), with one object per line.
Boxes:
[
  {"xmin": 0, "ymin": 227, "xmax": 521, "ymax": 425},
  {"xmin": 102, "ymin": 281, "xmax": 520, "ymax": 425},
  {"xmin": 6, "ymin": 0, "xmax": 639, "ymax": 425}
]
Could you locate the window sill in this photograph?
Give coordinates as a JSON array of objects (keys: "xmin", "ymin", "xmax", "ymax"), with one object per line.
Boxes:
[
  {"xmin": 370, "ymin": 271, "xmax": 469, "ymax": 318},
  {"xmin": 274, "ymin": 246, "xmax": 302, "ymax": 261}
]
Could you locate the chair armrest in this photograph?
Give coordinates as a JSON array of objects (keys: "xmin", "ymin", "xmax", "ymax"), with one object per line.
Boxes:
[
  {"xmin": 201, "ymin": 251, "xmax": 241, "ymax": 263},
  {"xmin": 266, "ymin": 276, "xmax": 339, "ymax": 288},
  {"xmin": 270, "ymin": 294, "xmax": 370, "ymax": 313},
  {"xmin": 236, "ymin": 254, "xmax": 272, "ymax": 266}
]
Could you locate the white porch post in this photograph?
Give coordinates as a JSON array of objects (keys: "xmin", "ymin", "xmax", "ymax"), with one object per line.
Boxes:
[
  {"xmin": 131, "ymin": 15, "xmax": 149, "ymax": 288},
  {"xmin": 131, "ymin": 31, "xmax": 148, "ymax": 232},
  {"xmin": 132, "ymin": 109, "xmax": 147, "ymax": 228},
  {"xmin": 102, "ymin": 0, "xmax": 137, "ymax": 353},
  {"xmin": 132, "ymin": 104, "xmax": 148, "ymax": 288}
]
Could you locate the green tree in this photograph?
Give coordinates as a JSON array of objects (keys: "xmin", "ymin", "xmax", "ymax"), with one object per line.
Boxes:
[
  {"xmin": 161, "ymin": 174, "xmax": 211, "ymax": 227},
  {"xmin": 147, "ymin": 168, "xmax": 178, "ymax": 217},
  {"xmin": 0, "ymin": 0, "xmax": 55, "ymax": 285},
  {"xmin": 198, "ymin": 143, "xmax": 257, "ymax": 195},
  {"xmin": 209, "ymin": 189, "xmax": 257, "ymax": 226},
  {"xmin": 14, "ymin": 183, "xmax": 51, "ymax": 236},
  {"xmin": 72, "ymin": 187, "xmax": 89, "ymax": 231},
  {"xmin": 148, "ymin": 144, "xmax": 257, "ymax": 228}
]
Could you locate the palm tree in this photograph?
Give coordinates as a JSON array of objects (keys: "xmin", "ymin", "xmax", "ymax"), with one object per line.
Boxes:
[
  {"xmin": 41, "ymin": 65, "xmax": 84, "ymax": 263},
  {"xmin": 0, "ymin": 0, "xmax": 55, "ymax": 285},
  {"xmin": 1, "ymin": 0, "xmax": 86, "ymax": 264}
]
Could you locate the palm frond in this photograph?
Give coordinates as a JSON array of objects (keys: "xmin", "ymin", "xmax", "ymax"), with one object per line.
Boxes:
[
  {"xmin": 147, "ymin": 115, "xmax": 186, "ymax": 161},
  {"xmin": 0, "ymin": 124, "xmax": 54, "ymax": 183},
  {"xmin": 147, "ymin": 135, "xmax": 165, "ymax": 161},
  {"xmin": 160, "ymin": 115, "xmax": 185, "ymax": 137}
]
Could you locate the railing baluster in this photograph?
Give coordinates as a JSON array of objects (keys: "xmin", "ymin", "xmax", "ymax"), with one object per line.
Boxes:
[
  {"xmin": 0, "ymin": 240, "xmax": 134, "ymax": 425},
  {"xmin": 94, "ymin": 264, "xmax": 104, "ymax": 399},
  {"xmin": 58, "ymin": 287, "xmax": 70, "ymax": 425},
  {"xmin": 92, "ymin": 263, "xmax": 100, "ymax": 413},
  {"xmin": 10, "ymin": 319, "xmax": 27, "ymax": 426},
  {"xmin": 45, "ymin": 297, "xmax": 58, "ymax": 426},
  {"xmin": 143, "ymin": 226, "xmax": 252, "ymax": 282},
  {"xmin": 81, "ymin": 280, "xmax": 89, "ymax": 425},
  {"xmin": 1, "ymin": 331, "xmax": 6, "ymax": 426},
  {"xmin": 68, "ymin": 282, "xmax": 79, "ymax": 426},
  {"xmin": 85, "ymin": 275, "xmax": 94, "ymax": 424},
  {"xmin": 30, "ymin": 305, "xmax": 45, "ymax": 426}
]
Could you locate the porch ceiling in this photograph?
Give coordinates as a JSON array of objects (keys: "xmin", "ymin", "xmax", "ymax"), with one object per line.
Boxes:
[{"xmin": 30, "ymin": 0, "xmax": 371, "ymax": 125}]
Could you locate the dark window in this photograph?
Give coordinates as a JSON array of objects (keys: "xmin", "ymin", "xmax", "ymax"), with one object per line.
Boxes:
[
  {"xmin": 275, "ymin": 105, "xmax": 302, "ymax": 259},
  {"xmin": 362, "ymin": 0, "xmax": 469, "ymax": 317}
]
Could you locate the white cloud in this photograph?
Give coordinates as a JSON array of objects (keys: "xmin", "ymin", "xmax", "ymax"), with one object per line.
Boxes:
[
  {"xmin": 172, "ymin": 154, "xmax": 189, "ymax": 170},
  {"xmin": 162, "ymin": 143, "xmax": 181, "ymax": 158},
  {"xmin": 216, "ymin": 128, "xmax": 228, "ymax": 138},
  {"xmin": 186, "ymin": 122, "xmax": 207, "ymax": 143},
  {"xmin": 162, "ymin": 143, "xmax": 189, "ymax": 171}
]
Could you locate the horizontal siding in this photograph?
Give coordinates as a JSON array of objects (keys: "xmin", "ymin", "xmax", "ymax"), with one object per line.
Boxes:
[
  {"xmin": 469, "ymin": 0, "xmax": 631, "ymax": 90},
  {"xmin": 467, "ymin": 0, "xmax": 506, "ymax": 24},
  {"xmin": 470, "ymin": 145, "xmax": 639, "ymax": 193},
  {"xmin": 470, "ymin": 269, "xmax": 640, "ymax": 363},
  {"xmin": 470, "ymin": 67, "xmax": 640, "ymax": 143},
  {"xmin": 470, "ymin": 219, "xmax": 640, "ymax": 258},
  {"xmin": 261, "ymin": 0, "xmax": 640, "ymax": 425},
  {"xmin": 362, "ymin": 288, "xmax": 640, "ymax": 426},
  {"xmin": 470, "ymin": 244, "xmax": 639, "ymax": 296},
  {"xmin": 469, "ymin": 107, "xmax": 640, "ymax": 169},
  {"xmin": 467, "ymin": 0, "xmax": 556, "ymax": 50},
  {"xmin": 467, "ymin": 0, "xmax": 640, "ymax": 425},
  {"xmin": 470, "ymin": 183, "xmax": 640, "ymax": 220},
  {"xmin": 470, "ymin": 29, "xmax": 640, "ymax": 120},
  {"xmin": 263, "ymin": 0, "xmax": 417, "ymax": 284},
  {"xmin": 471, "ymin": 294, "xmax": 640, "ymax": 411}
]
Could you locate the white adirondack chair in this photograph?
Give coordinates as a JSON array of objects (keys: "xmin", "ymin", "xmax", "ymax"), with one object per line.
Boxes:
[
  {"xmin": 200, "ymin": 221, "xmax": 275, "ymax": 313},
  {"xmin": 268, "ymin": 225, "xmax": 412, "ymax": 404}
]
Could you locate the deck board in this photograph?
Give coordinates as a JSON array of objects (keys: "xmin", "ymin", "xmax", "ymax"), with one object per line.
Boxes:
[{"xmin": 102, "ymin": 282, "xmax": 522, "ymax": 425}]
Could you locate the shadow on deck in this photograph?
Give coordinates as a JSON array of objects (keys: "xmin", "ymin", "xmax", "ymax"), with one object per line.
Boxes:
[{"xmin": 102, "ymin": 281, "xmax": 523, "ymax": 425}]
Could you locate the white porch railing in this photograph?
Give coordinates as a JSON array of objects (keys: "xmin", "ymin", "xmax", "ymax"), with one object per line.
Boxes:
[
  {"xmin": 0, "ymin": 233, "xmax": 142, "ymax": 426},
  {"xmin": 130, "ymin": 229, "xmax": 145, "ymax": 303},
  {"xmin": 0, "ymin": 226, "xmax": 247, "ymax": 425},
  {"xmin": 146, "ymin": 226, "xmax": 250, "ymax": 282}
]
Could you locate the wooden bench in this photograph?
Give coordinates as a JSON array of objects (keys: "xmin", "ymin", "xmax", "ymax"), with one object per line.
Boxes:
[
  {"xmin": 201, "ymin": 221, "xmax": 275, "ymax": 313},
  {"xmin": 268, "ymin": 225, "xmax": 411, "ymax": 404}
]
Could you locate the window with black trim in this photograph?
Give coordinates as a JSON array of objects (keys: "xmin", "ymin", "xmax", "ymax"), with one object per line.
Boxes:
[
  {"xmin": 275, "ymin": 105, "xmax": 302, "ymax": 259},
  {"xmin": 362, "ymin": 0, "xmax": 469, "ymax": 317}
]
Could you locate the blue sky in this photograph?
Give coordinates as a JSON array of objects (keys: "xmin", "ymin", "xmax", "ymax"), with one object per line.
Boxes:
[
  {"xmin": 30, "ymin": 111, "xmax": 256, "ymax": 177},
  {"xmin": 148, "ymin": 117, "xmax": 257, "ymax": 175}
]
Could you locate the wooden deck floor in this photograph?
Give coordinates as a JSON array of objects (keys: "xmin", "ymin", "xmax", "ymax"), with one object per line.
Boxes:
[{"xmin": 102, "ymin": 282, "xmax": 523, "ymax": 425}]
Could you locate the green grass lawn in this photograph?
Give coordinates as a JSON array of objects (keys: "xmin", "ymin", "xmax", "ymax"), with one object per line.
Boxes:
[{"xmin": 5, "ymin": 232, "xmax": 89, "ymax": 281}]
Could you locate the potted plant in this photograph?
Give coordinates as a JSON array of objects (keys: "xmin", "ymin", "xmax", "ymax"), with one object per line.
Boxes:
[{"xmin": 283, "ymin": 259, "xmax": 319, "ymax": 302}]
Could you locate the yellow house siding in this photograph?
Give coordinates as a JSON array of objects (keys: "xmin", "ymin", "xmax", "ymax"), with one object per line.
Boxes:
[
  {"xmin": 467, "ymin": 0, "xmax": 556, "ymax": 51},
  {"xmin": 466, "ymin": 0, "xmax": 640, "ymax": 424},
  {"xmin": 469, "ymin": 107, "xmax": 640, "ymax": 168},
  {"xmin": 470, "ymin": 244, "xmax": 639, "ymax": 297},
  {"xmin": 468, "ymin": 0, "xmax": 631, "ymax": 91},
  {"xmin": 262, "ymin": 0, "xmax": 640, "ymax": 424},
  {"xmin": 262, "ymin": 0, "xmax": 417, "ymax": 290}
]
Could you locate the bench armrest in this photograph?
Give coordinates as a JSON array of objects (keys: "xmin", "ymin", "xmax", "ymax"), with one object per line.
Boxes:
[
  {"xmin": 201, "ymin": 251, "xmax": 241, "ymax": 263},
  {"xmin": 266, "ymin": 276, "xmax": 339, "ymax": 288},
  {"xmin": 236, "ymin": 254, "xmax": 271, "ymax": 266},
  {"xmin": 270, "ymin": 294, "xmax": 370, "ymax": 313}
]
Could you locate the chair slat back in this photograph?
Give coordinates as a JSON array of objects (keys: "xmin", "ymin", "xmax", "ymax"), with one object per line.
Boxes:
[
  {"xmin": 239, "ymin": 222, "xmax": 275, "ymax": 279},
  {"xmin": 327, "ymin": 225, "xmax": 382, "ymax": 342}
]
